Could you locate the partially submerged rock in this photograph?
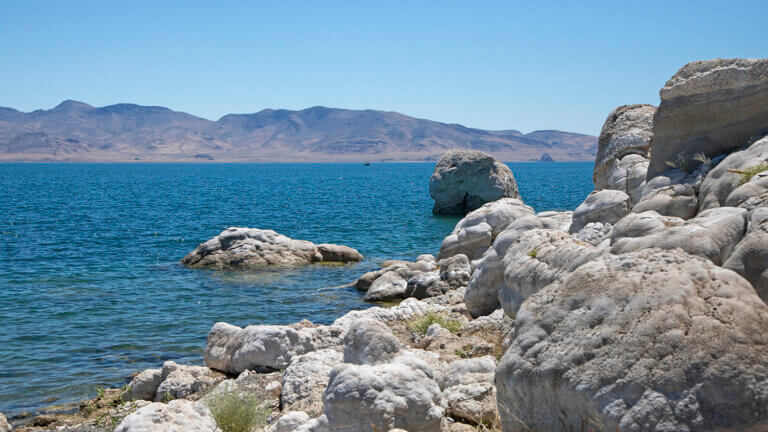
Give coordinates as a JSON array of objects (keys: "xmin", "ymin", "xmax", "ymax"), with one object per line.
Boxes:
[
  {"xmin": 438, "ymin": 198, "xmax": 534, "ymax": 260},
  {"xmin": 114, "ymin": 400, "xmax": 219, "ymax": 432},
  {"xmin": 182, "ymin": 227, "xmax": 362, "ymax": 268},
  {"xmin": 430, "ymin": 150, "xmax": 519, "ymax": 215},
  {"xmin": 647, "ymin": 57, "xmax": 768, "ymax": 178},
  {"xmin": 497, "ymin": 249, "xmax": 768, "ymax": 432}
]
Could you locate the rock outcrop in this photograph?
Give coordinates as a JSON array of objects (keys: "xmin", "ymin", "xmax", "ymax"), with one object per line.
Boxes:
[
  {"xmin": 611, "ymin": 207, "xmax": 747, "ymax": 265},
  {"xmin": 182, "ymin": 227, "xmax": 363, "ymax": 268},
  {"xmin": 437, "ymin": 198, "xmax": 534, "ymax": 260},
  {"xmin": 698, "ymin": 135, "xmax": 768, "ymax": 211},
  {"xmin": 647, "ymin": 58, "xmax": 768, "ymax": 178},
  {"xmin": 496, "ymin": 249, "xmax": 768, "ymax": 432},
  {"xmin": 429, "ymin": 150, "xmax": 519, "ymax": 215},
  {"xmin": 593, "ymin": 104, "xmax": 655, "ymax": 204},
  {"xmin": 114, "ymin": 400, "xmax": 220, "ymax": 432}
]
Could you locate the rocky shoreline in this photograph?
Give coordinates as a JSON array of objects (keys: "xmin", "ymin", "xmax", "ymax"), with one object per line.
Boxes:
[{"xmin": 7, "ymin": 57, "xmax": 768, "ymax": 432}]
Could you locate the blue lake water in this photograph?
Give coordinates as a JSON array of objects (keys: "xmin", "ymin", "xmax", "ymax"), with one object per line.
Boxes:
[{"xmin": 0, "ymin": 162, "xmax": 593, "ymax": 416}]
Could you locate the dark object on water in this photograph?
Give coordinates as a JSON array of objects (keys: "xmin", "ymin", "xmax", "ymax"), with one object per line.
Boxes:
[
  {"xmin": 364, "ymin": 162, "xmax": 371, "ymax": 166},
  {"xmin": 539, "ymin": 153, "xmax": 555, "ymax": 162}
]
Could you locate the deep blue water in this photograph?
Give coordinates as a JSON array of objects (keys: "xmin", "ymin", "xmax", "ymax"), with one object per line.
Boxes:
[{"xmin": 0, "ymin": 162, "xmax": 593, "ymax": 416}]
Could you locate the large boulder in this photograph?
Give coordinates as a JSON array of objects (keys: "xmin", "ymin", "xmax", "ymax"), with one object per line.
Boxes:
[
  {"xmin": 204, "ymin": 322, "xmax": 344, "ymax": 374},
  {"xmin": 496, "ymin": 249, "xmax": 768, "ymax": 432},
  {"xmin": 181, "ymin": 228, "xmax": 362, "ymax": 268},
  {"xmin": 438, "ymin": 198, "xmax": 534, "ymax": 260},
  {"xmin": 611, "ymin": 207, "xmax": 748, "ymax": 265},
  {"xmin": 342, "ymin": 318, "xmax": 400, "ymax": 365},
  {"xmin": 282, "ymin": 349, "xmax": 343, "ymax": 416},
  {"xmin": 429, "ymin": 150, "xmax": 519, "ymax": 215},
  {"xmin": 698, "ymin": 135, "xmax": 768, "ymax": 211},
  {"xmin": 724, "ymin": 208, "xmax": 768, "ymax": 302},
  {"xmin": 114, "ymin": 399, "xmax": 220, "ymax": 432},
  {"xmin": 647, "ymin": 58, "xmax": 768, "ymax": 178},
  {"xmin": 593, "ymin": 104, "xmax": 655, "ymax": 203},
  {"xmin": 323, "ymin": 354, "xmax": 444, "ymax": 432},
  {"xmin": 569, "ymin": 190, "xmax": 631, "ymax": 233},
  {"xmin": 154, "ymin": 362, "xmax": 225, "ymax": 402}
]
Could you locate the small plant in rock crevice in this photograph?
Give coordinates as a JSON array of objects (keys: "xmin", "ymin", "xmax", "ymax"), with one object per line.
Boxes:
[
  {"xmin": 664, "ymin": 155, "xmax": 694, "ymax": 173},
  {"xmin": 408, "ymin": 311, "xmax": 463, "ymax": 335},
  {"xmin": 730, "ymin": 162, "xmax": 768, "ymax": 186},
  {"xmin": 205, "ymin": 389, "xmax": 270, "ymax": 432}
]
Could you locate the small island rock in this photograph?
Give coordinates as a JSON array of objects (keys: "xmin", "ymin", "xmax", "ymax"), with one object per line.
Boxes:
[
  {"xmin": 429, "ymin": 150, "xmax": 519, "ymax": 215},
  {"xmin": 181, "ymin": 227, "xmax": 363, "ymax": 268}
]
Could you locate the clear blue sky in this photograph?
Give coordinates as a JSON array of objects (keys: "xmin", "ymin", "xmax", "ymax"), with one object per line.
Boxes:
[{"xmin": 1, "ymin": 1, "xmax": 766, "ymax": 135}]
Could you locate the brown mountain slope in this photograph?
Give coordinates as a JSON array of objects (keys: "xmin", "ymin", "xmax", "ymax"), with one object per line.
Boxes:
[{"xmin": 0, "ymin": 101, "xmax": 596, "ymax": 162}]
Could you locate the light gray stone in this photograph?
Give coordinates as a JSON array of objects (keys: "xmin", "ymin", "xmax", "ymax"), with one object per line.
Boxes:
[
  {"xmin": 570, "ymin": 189, "xmax": 630, "ymax": 233},
  {"xmin": 496, "ymin": 249, "xmax": 768, "ymax": 432},
  {"xmin": 323, "ymin": 354, "xmax": 444, "ymax": 432},
  {"xmin": 0, "ymin": 413, "xmax": 10, "ymax": 432},
  {"xmin": 572, "ymin": 222, "xmax": 613, "ymax": 246},
  {"xmin": 282, "ymin": 350, "xmax": 343, "ymax": 416},
  {"xmin": 633, "ymin": 161, "xmax": 714, "ymax": 219},
  {"xmin": 114, "ymin": 399, "xmax": 220, "ymax": 432},
  {"xmin": 438, "ymin": 198, "xmax": 534, "ymax": 260},
  {"xmin": 430, "ymin": 150, "xmax": 519, "ymax": 215},
  {"xmin": 128, "ymin": 368, "xmax": 163, "ymax": 401},
  {"xmin": 342, "ymin": 319, "xmax": 400, "ymax": 365},
  {"xmin": 204, "ymin": 322, "xmax": 344, "ymax": 374},
  {"xmin": 439, "ymin": 356, "xmax": 497, "ymax": 425},
  {"xmin": 724, "ymin": 208, "xmax": 768, "ymax": 302},
  {"xmin": 611, "ymin": 207, "xmax": 748, "ymax": 265},
  {"xmin": 647, "ymin": 57, "xmax": 768, "ymax": 178},
  {"xmin": 181, "ymin": 227, "xmax": 362, "ymax": 268},
  {"xmin": 270, "ymin": 411, "xmax": 312, "ymax": 432},
  {"xmin": 404, "ymin": 254, "xmax": 471, "ymax": 299}
]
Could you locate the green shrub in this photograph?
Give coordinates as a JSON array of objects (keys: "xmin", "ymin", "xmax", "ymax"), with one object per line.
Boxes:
[
  {"xmin": 206, "ymin": 390, "xmax": 270, "ymax": 432},
  {"xmin": 733, "ymin": 162, "xmax": 768, "ymax": 186},
  {"xmin": 409, "ymin": 311, "xmax": 463, "ymax": 335},
  {"xmin": 664, "ymin": 155, "xmax": 694, "ymax": 173},
  {"xmin": 692, "ymin": 152, "xmax": 712, "ymax": 166},
  {"xmin": 527, "ymin": 249, "xmax": 538, "ymax": 258}
]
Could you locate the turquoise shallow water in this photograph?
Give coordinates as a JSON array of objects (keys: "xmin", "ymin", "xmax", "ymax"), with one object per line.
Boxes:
[{"xmin": 0, "ymin": 162, "xmax": 593, "ymax": 416}]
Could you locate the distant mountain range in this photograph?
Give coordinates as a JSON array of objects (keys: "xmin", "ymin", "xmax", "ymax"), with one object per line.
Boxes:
[{"xmin": 0, "ymin": 100, "xmax": 597, "ymax": 162}]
